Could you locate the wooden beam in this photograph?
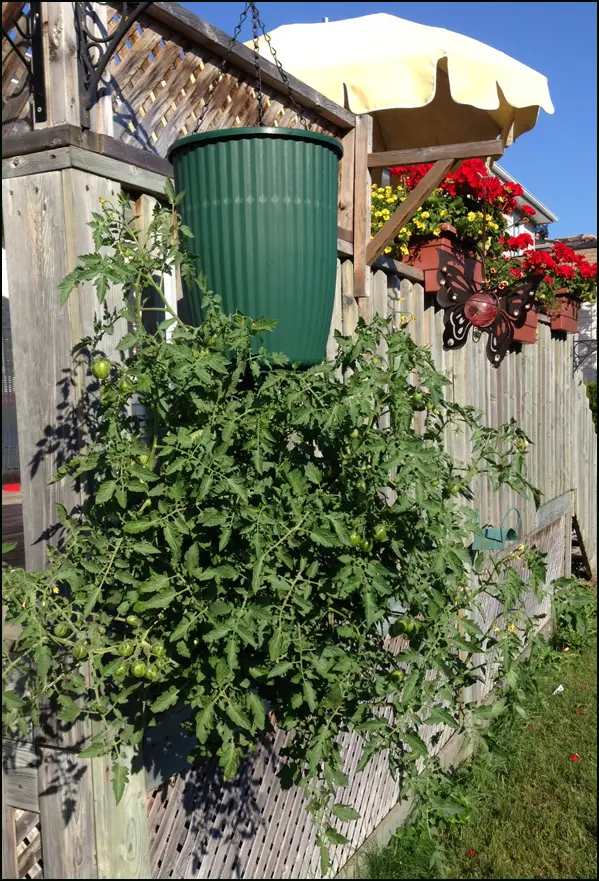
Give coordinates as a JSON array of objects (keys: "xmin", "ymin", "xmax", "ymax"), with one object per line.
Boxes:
[
  {"xmin": 338, "ymin": 128, "xmax": 355, "ymax": 234},
  {"xmin": 148, "ymin": 3, "xmax": 355, "ymax": 131},
  {"xmin": 366, "ymin": 159, "xmax": 456, "ymax": 265},
  {"xmin": 353, "ymin": 115, "xmax": 373, "ymax": 298},
  {"xmin": 367, "ymin": 139, "xmax": 505, "ymax": 168}
]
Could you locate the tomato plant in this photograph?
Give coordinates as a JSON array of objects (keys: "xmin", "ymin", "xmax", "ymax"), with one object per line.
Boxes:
[{"xmin": 2, "ymin": 189, "xmax": 555, "ymax": 869}]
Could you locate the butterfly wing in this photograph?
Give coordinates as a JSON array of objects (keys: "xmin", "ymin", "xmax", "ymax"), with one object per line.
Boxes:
[
  {"xmin": 486, "ymin": 311, "xmax": 514, "ymax": 367},
  {"xmin": 437, "ymin": 256, "xmax": 478, "ymax": 309},
  {"xmin": 499, "ymin": 275, "xmax": 543, "ymax": 329},
  {"xmin": 443, "ymin": 304, "xmax": 471, "ymax": 351}
]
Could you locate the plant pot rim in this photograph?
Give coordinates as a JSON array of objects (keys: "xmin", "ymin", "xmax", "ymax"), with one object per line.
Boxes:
[{"xmin": 168, "ymin": 127, "xmax": 344, "ymax": 161}]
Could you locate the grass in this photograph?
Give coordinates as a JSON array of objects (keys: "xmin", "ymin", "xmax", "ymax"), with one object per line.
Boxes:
[{"xmin": 364, "ymin": 638, "xmax": 597, "ymax": 880}]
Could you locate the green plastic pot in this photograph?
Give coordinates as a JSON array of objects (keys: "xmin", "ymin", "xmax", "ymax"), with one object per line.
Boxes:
[{"xmin": 168, "ymin": 127, "xmax": 343, "ymax": 366}]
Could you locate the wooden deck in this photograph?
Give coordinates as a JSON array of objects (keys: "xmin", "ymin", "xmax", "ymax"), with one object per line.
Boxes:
[{"xmin": 2, "ymin": 489, "xmax": 25, "ymax": 568}]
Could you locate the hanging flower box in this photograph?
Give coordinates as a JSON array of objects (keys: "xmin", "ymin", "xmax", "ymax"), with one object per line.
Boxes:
[
  {"xmin": 549, "ymin": 289, "xmax": 581, "ymax": 334},
  {"xmin": 513, "ymin": 304, "xmax": 539, "ymax": 344},
  {"xmin": 402, "ymin": 224, "xmax": 483, "ymax": 295}
]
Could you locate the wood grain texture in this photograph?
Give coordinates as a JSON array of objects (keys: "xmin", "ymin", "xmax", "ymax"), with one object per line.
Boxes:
[
  {"xmin": 92, "ymin": 748, "xmax": 151, "ymax": 879},
  {"xmin": 2, "ymin": 740, "xmax": 40, "ymax": 812},
  {"xmin": 2, "ymin": 774, "xmax": 19, "ymax": 879},
  {"xmin": 37, "ymin": 746, "xmax": 96, "ymax": 878},
  {"xmin": 2, "ymin": 172, "xmax": 76, "ymax": 571},
  {"xmin": 44, "ymin": 1, "xmax": 80, "ymax": 127},
  {"xmin": 367, "ymin": 139, "xmax": 504, "ymax": 168},
  {"xmin": 353, "ymin": 114, "xmax": 373, "ymax": 298}
]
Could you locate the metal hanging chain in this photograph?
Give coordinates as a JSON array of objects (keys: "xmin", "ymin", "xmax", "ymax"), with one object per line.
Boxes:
[{"xmin": 195, "ymin": 0, "xmax": 308, "ymax": 132}]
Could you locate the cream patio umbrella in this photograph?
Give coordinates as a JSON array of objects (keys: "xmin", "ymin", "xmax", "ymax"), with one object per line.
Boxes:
[{"xmin": 250, "ymin": 12, "xmax": 554, "ymax": 150}]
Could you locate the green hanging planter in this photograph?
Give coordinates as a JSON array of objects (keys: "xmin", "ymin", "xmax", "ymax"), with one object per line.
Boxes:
[{"xmin": 168, "ymin": 127, "xmax": 343, "ymax": 366}]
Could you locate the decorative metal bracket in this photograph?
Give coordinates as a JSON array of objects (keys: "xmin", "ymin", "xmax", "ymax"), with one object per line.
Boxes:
[
  {"xmin": 75, "ymin": 1, "xmax": 153, "ymax": 129},
  {"xmin": 1, "ymin": 1, "xmax": 47, "ymax": 123}
]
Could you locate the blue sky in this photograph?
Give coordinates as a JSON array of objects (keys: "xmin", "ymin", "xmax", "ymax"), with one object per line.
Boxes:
[{"xmin": 183, "ymin": 1, "xmax": 597, "ymax": 238}]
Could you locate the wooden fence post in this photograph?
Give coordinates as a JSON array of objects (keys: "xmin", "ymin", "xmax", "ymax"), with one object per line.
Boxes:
[{"xmin": 353, "ymin": 114, "xmax": 373, "ymax": 300}]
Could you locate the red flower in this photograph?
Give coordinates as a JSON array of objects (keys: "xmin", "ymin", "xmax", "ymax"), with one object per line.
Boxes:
[
  {"xmin": 520, "ymin": 204, "xmax": 536, "ymax": 216},
  {"xmin": 529, "ymin": 727, "xmax": 536, "ymax": 733},
  {"xmin": 576, "ymin": 708, "xmax": 584, "ymax": 714},
  {"xmin": 569, "ymin": 753, "xmax": 580, "ymax": 762},
  {"xmin": 467, "ymin": 849, "xmax": 477, "ymax": 858},
  {"xmin": 557, "ymin": 265, "xmax": 576, "ymax": 280},
  {"xmin": 510, "ymin": 267, "xmax": 524, "ymax": 278},
  {"xmin": 543, "ymin": 277, "xmax": 555, "ymax": 286}
]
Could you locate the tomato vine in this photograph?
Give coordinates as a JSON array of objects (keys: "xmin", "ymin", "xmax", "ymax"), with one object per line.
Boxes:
[{"xmin": 2, "ymin": 189, "xmax": 557, "ymax": 872}]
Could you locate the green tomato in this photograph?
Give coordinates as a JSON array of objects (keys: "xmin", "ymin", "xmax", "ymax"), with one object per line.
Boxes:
[
  {"xmin": 448, "ymin": 484, "xmax": 461, "ymax": 495},
  {"xmin": 138, "ymin": 454, "xmax": 150, "ymax": 466},
  {"xmin": 151, "ymin": 643, "xmax": 166, "ymax": 658},
  {"xmin": 356, "ymin": 479, "xmax": 367, "ymax": 493},
  {"xmin": 349, "ymin": 531, "xmax": 362, "ymax": 548},
  {"xmin": 389, "ymin": 619, "xmax": 406, "ymax": 638},
  {"xmin": 119, "ymin": 641, "xmax": 134, "ymax": 658},
  {"xmin": 131, "ymin": 661, "xmax": 147, "ymax": 678},
  {"xmin": 413, "ymin": 392, "xmax": 424, "ymax": 402},
  {"xmin": 350, "ymin": 429, "xmax": 360, "ymax": 440},
  {"xmin": 373, "ymin": 524, "xmax": 388, "ymax": 542},
  {"xmin": 72, "ymin": 642, "xmax": 88, "ymax": 660},
  {"xmin": 54, "ymin": 623, "xmax": 68, "ymax": 638},
  {"xmin": 126, "ymin": 615, "xmax": 139, "ymax": 627},
  {"xmin": 360, "ymin": 539, "xmax": 373, "ymax": 553},
  {"xmin": 391, "ymin": 670, "xmax": 405, "ymax": 682},
  {"xmin": 145, "ymin": 665, "xmax": 159, "ymax": 681},
  {"xmin": 118, "ymin": 376, "xmax": 135, "ymax": 394},
  {"xmin": 431, "ymin": 479, "xmax": 440, "ymax": 487},
  {"xmin": 114, "ymin": 664, "xmax": 126, "ymax": 678},
  {"xmin": 91, "ymin": 358, "xmax": 111, "ymax": 380}
]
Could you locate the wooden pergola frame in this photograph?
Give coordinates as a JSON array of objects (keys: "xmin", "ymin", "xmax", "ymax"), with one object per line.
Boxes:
[{"xmin": 349, "ymin": 127, "xmax": 506, "ymax": 296}]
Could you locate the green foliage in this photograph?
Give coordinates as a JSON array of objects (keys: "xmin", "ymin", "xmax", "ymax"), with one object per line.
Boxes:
[
  {"xmin": 552, "ymin": 577, "xmax": 597, "ymax": 651},
  {"xmin": 0, "ymin": 192, "xmax": 570, "ymax": 867},
  {"xmin": 586, "ymin": 381, "xmax": 597, "ymax": 429}
]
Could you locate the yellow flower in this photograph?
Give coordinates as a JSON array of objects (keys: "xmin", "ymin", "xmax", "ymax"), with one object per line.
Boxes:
[
  {"xmin": 400, "ymin": 244, "xmax": 409, "ymax": 255},
  {"xmin": 99, "ymin": 197, "xmax": 107, "ymax": 205},
  {"xmin": 406, "ymin": 230, "xmax": 412, "ymax": 237},
  {"xmin": 400, "ymin": 196, "xmax": 407, "ymax": 202},
  {"xmin": 421, "ymin": 211, "xmax": 430, "ymax": 219},
  {"xmin": 51, "ymin": 585, "xmax": 59, "ymax": 594},
  {"xmin": 378, "ymin": 187, "xmax": 385, "ymax": 194},
  {"xmin": 476, "ymin": 211, "xmax": 483, "ymax": 218},
  {"xmin": 507, "ymin": 623, "xmax": 517, "ymax": 633},
  {"xmin": 384, "ymin": 246, "xmax": 392, "ymax": 254},
  {"xmin": 493, "ymin": 626, "xmax": 501, "ymax": 633},
  {"xmin": 467, "ymin": 211, "xmax": 477, "ymax": 222},
  {"xmin": 375, "ymin": 211, "xmax": 382, "ymax": 218},
  {"xmin": 387, "ymin": 196, "xmax": 397, "ymax": 204},
  {"xmin": 432, "ymin": 228, "xmax": 441, "ymax": 236},
  {"xmin": 440, "ymin": 209, "xmax": 448, "ymax": 217},
  {"xmin": 485, "ymin": 214, "xmax": 493, "ymax": 221},
  {"xmin": 490, "ymin": 222, "xmax": 499, "ymax": 230}
]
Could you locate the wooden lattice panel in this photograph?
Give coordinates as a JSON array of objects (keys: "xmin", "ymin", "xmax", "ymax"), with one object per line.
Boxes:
[
  {"xmin": 105, "ymin": 5, "xmax": 343, "ymax": 158},
  {"xmin": 14, "ymin": 810, "xmax": 43, "ymax": 879},
  {"xmin": 2, "ymin": 1, "xmax": 33, "ymax": 136},
  {"xmin": 146, "ymin": 723, "xmax": 401, "ymax": 880}
]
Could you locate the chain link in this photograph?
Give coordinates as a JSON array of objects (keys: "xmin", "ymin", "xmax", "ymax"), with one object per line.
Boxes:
[{"xmin": 194, "ymin": 0, "xmax": 308, "ymax": 133}]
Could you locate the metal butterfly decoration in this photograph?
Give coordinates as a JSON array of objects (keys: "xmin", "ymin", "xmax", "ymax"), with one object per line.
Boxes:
[{"xmin": 437, "ymin": 256, "xmax": 543, "ymax": 368}]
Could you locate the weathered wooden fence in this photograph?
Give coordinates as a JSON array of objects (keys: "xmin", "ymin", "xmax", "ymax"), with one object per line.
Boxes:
[{"xmin": 2, "ymin": 2, "xmax": 597, "ymax": 879}]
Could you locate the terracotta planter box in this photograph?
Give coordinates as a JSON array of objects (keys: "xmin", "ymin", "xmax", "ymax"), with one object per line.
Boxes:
[
  {"xmin": 549, "ymin": 289, "xmax": 580, "ymax": 334},
  {"xmin": 403, "ymin": 224, "xmax": 482, "ymax": 294},
  {"xmin": 513, "ymin": 305, "xmax": 539, "ymax": 344}
]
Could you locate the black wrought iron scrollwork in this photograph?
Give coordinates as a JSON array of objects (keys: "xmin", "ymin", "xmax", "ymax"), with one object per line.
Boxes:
[
  {"xmin": 74, "ymin": 1, "xmax": 152, "ymax": 128},
  {"xmin": 574, "ymin": 339, "xmax": 597, "ymax": 374},
  {"xmin": 2, "ymin": 1, "xmax": 47, "ymax": 123}
]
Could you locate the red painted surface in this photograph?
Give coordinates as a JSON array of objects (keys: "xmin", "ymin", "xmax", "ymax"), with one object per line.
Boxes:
[
  {"xmin": 3, "ymin": 483, "xmax": 21, "ymax": 492},
  {"xmin": 404, "ymin": 225, "xmax": 482, "ymax": 294}
]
